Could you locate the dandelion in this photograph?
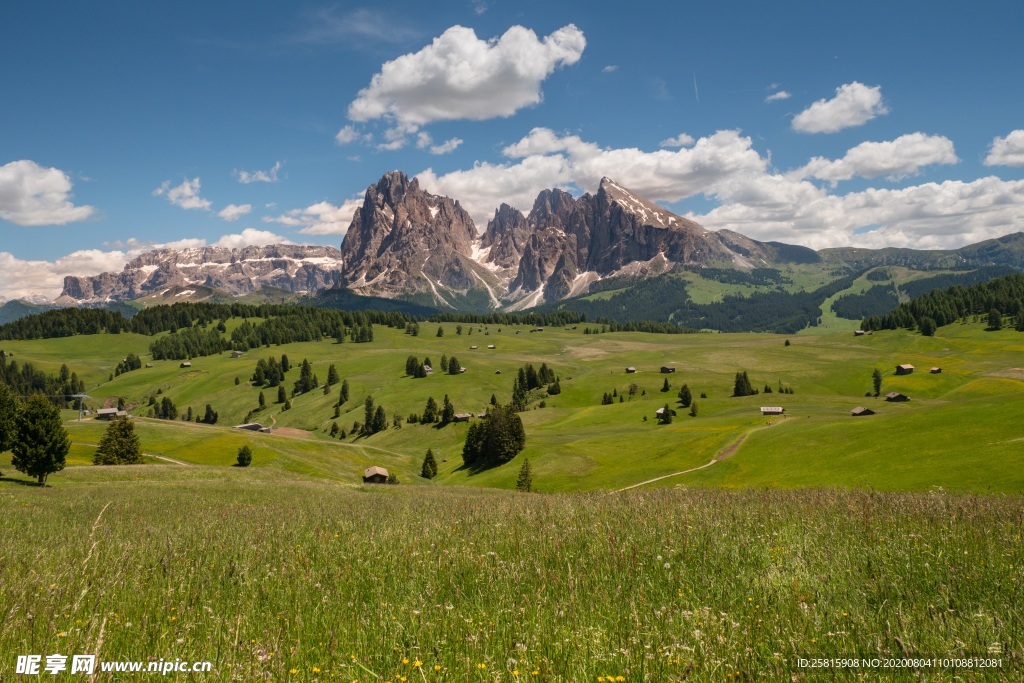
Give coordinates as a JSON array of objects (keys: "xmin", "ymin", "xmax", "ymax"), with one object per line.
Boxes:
[
  {"xmin": 313, "ymin": 667, "xmax": 321, "ymax": 673},
  {"xmin": 434, "ymin": 665, "xmax": 442, "ymax": 671},
  {"xmin": 413, "ymin": 660, "xmax": 422, "ymax": 668},
  {"xmin": 290, "ymin": 669, "xmax": 299, "ymax": 674},
  {"xmin": 402, "ymin": 658, "xmax": 409, "ymax": 665},
  {"xmin": 616, "ymin": 677, "xmax": 626, "ymax": 682},
  {"xmin": 477, "ymin": 663, "xmax": 487, "ymax": 670}
]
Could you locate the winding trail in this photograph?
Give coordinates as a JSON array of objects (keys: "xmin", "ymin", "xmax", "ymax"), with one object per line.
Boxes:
[{"xmin": 611, "ymin": 432, "xmax": 749, "ymax": 494}]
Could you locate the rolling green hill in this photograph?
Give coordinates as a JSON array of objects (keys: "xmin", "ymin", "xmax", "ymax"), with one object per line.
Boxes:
[{"xmin": 2, "ymin": 312, "xmax": 1022, "ymax": 493}]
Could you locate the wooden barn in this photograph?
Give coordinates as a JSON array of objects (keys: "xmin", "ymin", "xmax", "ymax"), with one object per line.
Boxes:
[
  {"xmin": 884, "ymin": 392, "xmax": 910, "ymax": 402},
  {"xmin": 854, "ymin": 330, "xmax": 866, "ymax": 336},
  {"xmin": 850, "ymin": 406, "xmax": 875, "ymax": 416},
  {"xmin": 453, "ymin": 413, "xmax": 472, "ymax": 423},
  {"xmin": 363, "ymin": 466, "xmax": 389, "ymax": 484},
  {"xmin": 930, "ymin": 367, "xmax": 942, "ymax": 374},
  {"xmin": 895, "ymin": 364, "xmax": 915, "ymax": 375},
  {"xmin": 231, "ymin": 351, "xmax": 245, "ymax": 358},
  {"xmin": 660, "ymin": 366, "xmax": 676, "ymax": 374},
  {"xmin": 625, "ymin": 367, "xmax": 637, "ymax": 374},
  {"xmin": 180, "ymin": 361, "xmax": 192, "ymax": 368},
  {"xmin": 760, "ymin": 406, "xmax": 785, "ymax": 416}
]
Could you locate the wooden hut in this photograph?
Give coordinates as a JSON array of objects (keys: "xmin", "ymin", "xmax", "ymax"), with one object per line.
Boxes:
[
  {"xmin": 850, "ymin": 407, "xmax": 875, "ymax": 416},
  {"xmin": 363, "ymin": 466, "xmax": 389, "ymax": 484},
  {"xmin": 760, "ymin": 406, "xmax": 785, "ymax": 416},
  {"xmin": 884, "ymin": 392, "xmax": 909, "ymax": 402},
  {"xmin": 895, "ymin": 364, "xmax": 914, "ymax": 375}
]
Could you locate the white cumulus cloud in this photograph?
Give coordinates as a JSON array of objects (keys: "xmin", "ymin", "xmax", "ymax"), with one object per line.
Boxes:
[
  {"xmin": 419, "ymin": 127, "xmax": 766, "ymax": 227},
  {"xmin": 660, "ymin": 133, "xmax": 696, "ymax": 148},
  {"xmin": 0, "ymin": 160, "xmax": 96, "ymax": 226},
  {"xmin": 235, "ymin": 161, "xmax": 282, "ymax": 184},
  {"xmin": 765, "ymin": 90, "xmax": 791, "ymax": 103},
  {"xmin": 984, "ymin": 130, "xmax": 1024, "ymax": 167},
  {"xmin": 347, "ymin": 23, "xmax": 585, "ymax": 141},
  {"xmin": 794, "ymin": 133, "xmax": 959, "ymax": 185},
  {"xmin": 792, "ymin": 82, "xmax": 888, "ymax": 133},
  {"xmin": 415, "ymin": 131, "xmax": 464, "ymax": 155},
  {"xmin": 419, "ymin": 126, "xmax": 1024, "ymax": 250},
  {"xmin": 212, "ymin": 228, "xmax": 291, "ymax": 249},
  {"xmin": 217, "ymin": 203, "xmax": 253, "ymax": 222},
  {"xmin": 264, "ymin": 199, "xmax": 361, "ymax": 236},
  {"xmin": 153, "ymin": 177, "xmax": 212, "ymax": 211}
]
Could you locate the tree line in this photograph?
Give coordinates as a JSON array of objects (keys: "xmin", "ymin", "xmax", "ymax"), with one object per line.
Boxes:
[
  {"xmin": 0, "ymin": 352, "xmax": 86, "ymax": 408},
  {"xmin": 861, "ymin": 273, "xmax": 1024, "ymax": 334}
]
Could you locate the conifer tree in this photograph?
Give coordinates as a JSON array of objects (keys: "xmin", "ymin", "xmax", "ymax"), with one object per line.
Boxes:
[
  {"xmin": 0, "ymin": 382, "xmax": 18, "ymax": 455},
  {"xmin": 516, "ymin": 457, "xmax": 533, "ymax": 492},
  {"xmin": 661, "ymin": 377, "xmax": 670, "ymax": 392},
  {"xmin": 441, "ymin": 394, "xmax": 455, "ymax": 424},
  {"xmin": 11, "ymin": 395, "xmax": 69, "ymax": 485},
  {"xmin": 236, "ymin": 445, "xmax": 252, "ymax": 467},
  {"xmin": 277, "ymin": 386, "xmax": 287, "ymax": 404},
  {"xmin": 421, "ymin": 448, "xmax": 438, "ymax": 479},
  {"xmin": 689, "ymin": 401, "xmax": 698, "ymax": 417},
  {"xmin": 659, "ymin": 403, "xmax": 673, "ymax": 424},
  {"xmin": 340, "ymin": 379, "xmax": 350, "ymax": 403},
  {"xmin": 93, "ymin": 417, "xmax": 143, "ymax": 465},
  {"xmin": 677, "ymin": 384, "xmax": 692, "ymax": 407},
  {"xmin": 372, "ymin": 405, "xmax": 387, "ymax": 434},
  {"xmin": 872, "ymin": 368, "xmax": 883, "ymax": 397},
  {"xmin": 423, "ymin": 396, "xmax": 438, "ymax": 423},
  {"xmin": 327, "ymin": 364, "xmax": 339, "ymax": 386}
]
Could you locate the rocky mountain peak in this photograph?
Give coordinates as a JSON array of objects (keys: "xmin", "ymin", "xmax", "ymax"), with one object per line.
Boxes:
[{"xmin": 336, "ymin": 172, "xmax": 494, "ymax": 307}]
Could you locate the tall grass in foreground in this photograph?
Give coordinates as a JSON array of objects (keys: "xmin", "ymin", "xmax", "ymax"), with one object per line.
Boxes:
[{"xmin": 1, "ymin": 474, "xmax": 1021, "ymax": 681}]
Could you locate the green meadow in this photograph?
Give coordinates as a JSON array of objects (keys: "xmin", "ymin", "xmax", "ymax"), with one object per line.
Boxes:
[
  {"xmin": 2, "ymin": 318, "xmax": 1023, "ymax": 493},
  {"xmin": 1, "ymin": 476, "xmax": 1021, "ymax": 681},
  {"xmin": 3, "ymin": 318, "xmax": 1024, "ymax": 680}
]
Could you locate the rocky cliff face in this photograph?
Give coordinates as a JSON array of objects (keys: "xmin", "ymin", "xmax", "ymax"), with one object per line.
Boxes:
[
  {"xmin": 57, "ymin": 244, "xmax": 343, "ymax": 304},
  {"xmin": 336, "ymin": 171, "xmax": 500, "ymax": 307},
  {"xmin": 499, "ymin": 178, "xmax": 784, "ymax": 306},
  {"xmin": 336, "ymin": 174, "xmax": 799, "ymax": 309}
]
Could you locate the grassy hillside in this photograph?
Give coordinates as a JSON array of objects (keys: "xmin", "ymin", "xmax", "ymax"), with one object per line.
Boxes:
[
  {"xmin": 1, "ymin": 477, "xmax": 1020, "ymax": 680},
  {"xmin": 2, "ymin": 317, "xmax": 1023, "ymax": 493}
]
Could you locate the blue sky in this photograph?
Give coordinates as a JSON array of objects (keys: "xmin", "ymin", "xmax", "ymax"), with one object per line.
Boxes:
[{"xmin": 2, "ymin": 0, "xmax": 1023, "ymax": 299}]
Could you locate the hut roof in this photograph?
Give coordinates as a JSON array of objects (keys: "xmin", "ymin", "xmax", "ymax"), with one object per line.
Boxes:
[{"xmin": 364, "ymin": 466, "xmax": 389, "ymax": 478}]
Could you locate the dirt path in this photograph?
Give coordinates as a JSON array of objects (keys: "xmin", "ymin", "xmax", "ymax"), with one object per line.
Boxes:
[
  {"xmin": 70, "ymin": 440, "xmax": 192, "ymax": 466},
  {"xmin": 611, "ymin": 433, "xmax": 749, "ymax": 493}
]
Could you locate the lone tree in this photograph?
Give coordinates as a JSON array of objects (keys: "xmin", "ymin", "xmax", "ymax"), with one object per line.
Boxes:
[
  {"xmin": 658, "ymin": 403, "xmax": 673, "ymax": 424},
  {"xmin": 872, "ymin": 368, "xmax": 883, "ymax": 397},
  {"xmin": 661, "ymin": 377, "xmax": 671, "ymax": 392},
  {"xmin": 11, "ymin": 394, "xmax": 69, "ymax": 485},
  {"xmin": 421, "ymin": 448, "xmax": 438, "ymax": 479},
  {"xmin": 516, "ymin": 458, "xmax": 533, "ymax": 492},
  {"xmin": 236, "ymin": 445, "xmax": 253, "ymax": 467},
  {"xmin": 689, "ymin": 401, "xmax": 699, "ymax": 417},
  {"xmin": 677, "ymin": 384, "xmax": 692, "ymax": 408},
  {"xmin": 93, "ymin": 417, "xmax": 142, "ymax": 465}
]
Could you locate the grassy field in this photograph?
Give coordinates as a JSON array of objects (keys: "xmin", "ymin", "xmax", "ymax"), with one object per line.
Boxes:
[
  {"xmin": 0, "ymin": 474, "xmax": 1020, "ymax": 681},
  {"xmin": 2, "ymin": 318, "xmax": 1024, "ymax": 493},
  {"xmin": 3, "ymin": 316, "xmax": 1024, "ymax": 680}
]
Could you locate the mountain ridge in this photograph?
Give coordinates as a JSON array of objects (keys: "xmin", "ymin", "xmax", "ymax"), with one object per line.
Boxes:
[{"xmin": 54, "ymin": 171, "xmax": 1024, "ymax": 310}]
